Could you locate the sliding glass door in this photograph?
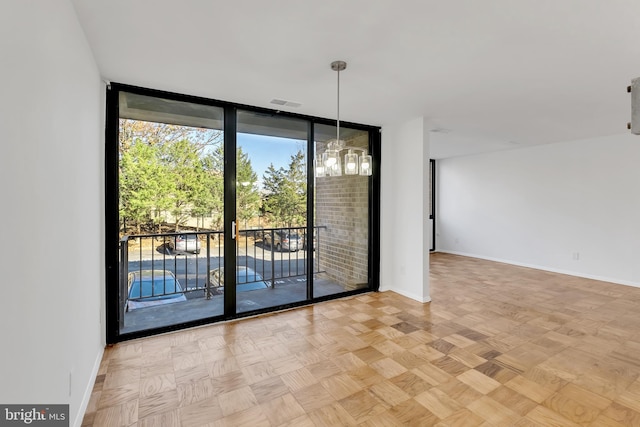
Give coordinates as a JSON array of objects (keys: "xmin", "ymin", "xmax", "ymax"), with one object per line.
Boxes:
[
  {"xmin": 234, "ymin": 110, "xmax": 310, "ymax": 313},
  {"xmin": 106, "ymin": 84, "xmax": 379, "ymax": 342},
  {"xmin": 115, "ymin": 90, "xmax": 226, "ymax": 335}
]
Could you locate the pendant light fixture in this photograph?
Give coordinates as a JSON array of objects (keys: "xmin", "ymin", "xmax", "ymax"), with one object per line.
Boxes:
[{"xmin": 315, "ymin": 60, "xmax": 372, "ymax": 178}]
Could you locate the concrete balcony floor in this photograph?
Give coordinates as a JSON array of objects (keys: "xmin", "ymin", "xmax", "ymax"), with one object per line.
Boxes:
[{"xmin": 121, "ymin": 274, "xmax": 364, "ymax": 334}]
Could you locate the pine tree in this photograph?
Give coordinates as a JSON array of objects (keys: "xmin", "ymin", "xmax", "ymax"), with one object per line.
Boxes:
[{"xmin": 262, "ymin": 150, "xmax": 307, "ymax": 227}]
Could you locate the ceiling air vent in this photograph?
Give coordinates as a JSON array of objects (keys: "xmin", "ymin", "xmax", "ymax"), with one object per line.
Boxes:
[{"xmin": 270, "ymin": 99, "xmax": 301, "ymax": 108}]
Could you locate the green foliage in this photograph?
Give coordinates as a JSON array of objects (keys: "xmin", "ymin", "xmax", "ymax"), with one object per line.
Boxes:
[
  {"xmin": 236, "ymin": 147, "xmax": 261, "ymax": 227},
  {"xmin": 119, "ymin": 119, "xmax": 304, "ymax": 234},
  {"xmin": 119, "ymin": 120, "xmax": 226, "ymax": 232},
  {"xmin": 262, "ymin": 150, "xmax": 307, "ymax": 227},
  {"xmin": 162, "ymin": 139, "xmax": 213, "ymax": 231},
  {"xmin": 119, "ymin": 139, "xmax": 174, "ymax": 233},
  {"xmin": 201, "ymin": 145, "xmax": 224, "ymax": 231}
]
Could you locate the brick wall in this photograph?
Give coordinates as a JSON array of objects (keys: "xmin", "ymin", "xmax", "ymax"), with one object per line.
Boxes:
[{"xmin": 315, "ymin": 132, "xmax": 369, "ymax": 289}]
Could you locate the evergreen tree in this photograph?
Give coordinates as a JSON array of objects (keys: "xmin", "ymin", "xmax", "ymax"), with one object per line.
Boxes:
[
  {"xmin": 119, "ymin": 119, "xmax": 223, "ymax": 233},
  {"xmin": 161, "ymin": 139, "xmax": 215, "ymax": 231},
  {"xmin": 262, "ymin": 150, "xmax": 307, "ymax": 227},
  {"xmin": 119, "ymin": 139, "xmax": 174, "ymax": 233},
  {"xmin": 236, "ymin": 147, "xmax": 261, "ymax": 229},
  {"xmin": 202, "ymin": 145, "xmax": 224, "ymax": 231}
]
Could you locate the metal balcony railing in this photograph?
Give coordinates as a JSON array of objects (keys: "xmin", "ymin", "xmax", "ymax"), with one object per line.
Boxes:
[{"xmin": 118, "ymin": 226, "xmax": 325, "ymax": 311}]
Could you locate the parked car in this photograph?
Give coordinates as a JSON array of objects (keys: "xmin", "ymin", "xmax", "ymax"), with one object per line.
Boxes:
[
  {"xmin": 173, "ymin": 233, "xmax": 201, "ymax": 254},
  {"xmin": 126, "ymin": 270, "xmax": 187, "ymax": 311},
  {"xmin": 263, "ymin": 230, "xmax": 301, "ymax": 251},
  {"xmin": 209, "ymin": 266, "xmax": 270, "ymax": 291},
  {"xmin": 240, "ymin": 226, "xmax": 263, "ymax": 238}
]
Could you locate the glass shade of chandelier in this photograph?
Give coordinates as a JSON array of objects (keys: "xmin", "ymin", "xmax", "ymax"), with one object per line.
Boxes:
[{"xmin": 315, "ymin": 61, "xmax": 372, "ymax": 178}]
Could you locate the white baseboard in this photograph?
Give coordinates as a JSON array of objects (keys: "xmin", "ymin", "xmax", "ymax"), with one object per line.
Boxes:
[
  {"xmin": 379, "ymin": 287, "xmax": 431, "ymax": 303},
  {"xmin": 436, "ymin": 250, "xmax": 640, "ymax": 289},
  {"xmin": 73, "ymin": 347, "xmax": 104, "ymax": 427}
]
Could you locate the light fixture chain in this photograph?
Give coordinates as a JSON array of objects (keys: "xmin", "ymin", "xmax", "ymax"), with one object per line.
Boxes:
[{"xmin": 316, "ymin": 60, "xmax": 365, "ymax": 178}]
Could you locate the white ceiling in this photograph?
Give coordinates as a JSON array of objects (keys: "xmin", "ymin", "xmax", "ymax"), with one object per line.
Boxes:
[{"xmin": 71, "ymin": 0, "xmax": 640, "ymax": 158}]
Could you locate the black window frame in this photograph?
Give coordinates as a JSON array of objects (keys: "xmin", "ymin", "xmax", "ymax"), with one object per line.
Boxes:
[
  {"xmin": 430, "ymin": 159, "xmax": 436, "ymax": 252},
  {"xmin": 105, "ymin": 83, "xmax": 381, "ymax": 343}
]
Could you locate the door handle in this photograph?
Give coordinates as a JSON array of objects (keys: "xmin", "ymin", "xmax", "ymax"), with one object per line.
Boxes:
[{"xmin": 231, "ymin": 220, "xmax": 236, "ymax": 240}]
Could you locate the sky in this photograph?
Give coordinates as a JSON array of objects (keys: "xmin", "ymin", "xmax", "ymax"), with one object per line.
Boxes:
[{"xmin": 237, "ymin": 133, "xmax": 307, "ymax": 188}]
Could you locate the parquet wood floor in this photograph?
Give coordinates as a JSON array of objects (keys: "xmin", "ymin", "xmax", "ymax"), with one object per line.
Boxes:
[{"xmin": 83, "ymin": 253, "xmax": 640, "ymax": 426}]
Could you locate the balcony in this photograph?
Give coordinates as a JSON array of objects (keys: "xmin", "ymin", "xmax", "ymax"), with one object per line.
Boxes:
[{"xmin": 118, "ymin": 226, "xmax": 357, "ymax": 334}]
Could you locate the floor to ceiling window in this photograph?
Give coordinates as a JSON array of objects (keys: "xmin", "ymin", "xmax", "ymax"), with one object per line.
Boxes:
[
  {"xmin": 314, "ymin": 124, "xmax": 371, "ymax": 296},
  {"xmin": 234, "ymin": 110, "xmax": 310, "ymax": 314},
  {"xmin": 114, "ymin": 90, "xmax": 226, "ymax": 335},
  {"xmin": 105, "ymin": 84, "xmax": 380, "ymax": 343}
]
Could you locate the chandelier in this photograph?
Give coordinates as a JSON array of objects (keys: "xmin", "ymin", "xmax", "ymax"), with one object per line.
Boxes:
[{"xmin": 315, "ymin": 61, "xmax": 372, "ymax": 177}]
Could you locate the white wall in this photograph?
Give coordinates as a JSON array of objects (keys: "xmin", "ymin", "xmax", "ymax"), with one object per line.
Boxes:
[
  {"xmin": 0, "ymin": 1, "xmax": 104, "ymax": 426},
  {"xmin": 380, "ymin": 118, "xmax": 431, "ymax": 302},
  {"xmin": 437, "ymin": 134, "xmax": 640, "ymax": 286}
]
